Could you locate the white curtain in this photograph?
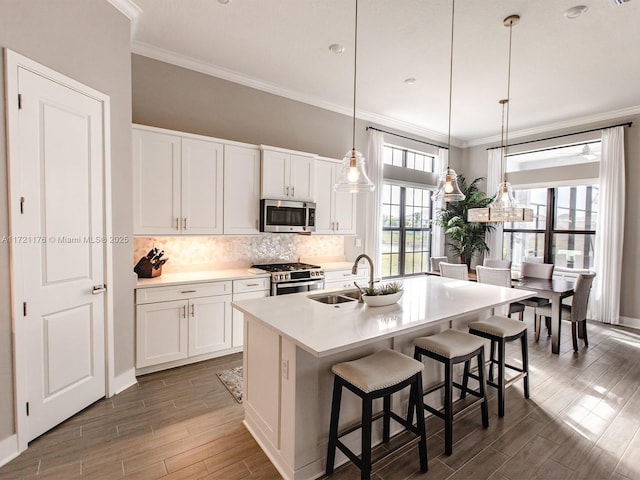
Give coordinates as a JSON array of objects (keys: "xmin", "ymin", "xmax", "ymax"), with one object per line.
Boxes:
[
  {"xmin": 591, "ymin": 126, "xmax": 625, "ymax": 324},
  {"xmin": 431, "ymin": 149, "xmax": 447, "ymax": 257},
  {"xmin": 365, "ymin": 130, "xmax": 385, "ymax": 275},
  {"xmin": 485, "ymin": 148, "xmax": 503, "ymax": 259}
]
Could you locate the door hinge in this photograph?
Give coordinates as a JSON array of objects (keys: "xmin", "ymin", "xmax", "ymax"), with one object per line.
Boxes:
[
  {"xmin": 20, "ymin": 196, "xmax": 25, "ymax": 214},
  {"xmin": 23, "ymin": 302, "xmax": 27, "ymax": 316},
  {"xmin": 18, "ymin": 93, "xmax": 22, "ymax": 109},
  {"xmin": 26, "ymin": 402, "xmax": 29, "ymax": 416}
]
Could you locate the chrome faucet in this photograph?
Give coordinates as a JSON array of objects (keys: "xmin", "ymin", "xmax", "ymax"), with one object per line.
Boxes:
[{"xmin": 352, "ymin": 254, "xmax": 375, "ymax": 290}]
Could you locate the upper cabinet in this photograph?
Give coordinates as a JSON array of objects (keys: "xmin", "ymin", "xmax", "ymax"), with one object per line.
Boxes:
[
  {"xmin": 261, "ymin": 146, "xmax": 315, "ymax": 201},
  {"xmin": 314, "ymin": 157, "xmax": 357, "ymax": 235},
  {"xmin": 133, "ymin": 125, "xmax": 223, "ymax": 235},
  {"xmin": 224, "ymin": 144, "xmax": 261, "ymax": 234}
]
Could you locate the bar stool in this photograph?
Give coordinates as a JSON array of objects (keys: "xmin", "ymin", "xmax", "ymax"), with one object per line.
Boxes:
[
  {"xmin": 468, "ymin": 315, "xmax": 529, "ymax": 417},
  {"xmin": 411, "ymin": 329, "xmax": 489, "ymax": 455},
  {"xmin": 326, "ymin": 349, "xmax": 428, "ymax": 480}
]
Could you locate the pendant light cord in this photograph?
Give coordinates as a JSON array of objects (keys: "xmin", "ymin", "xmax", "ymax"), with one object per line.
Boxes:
[
  {"xmin": 504, "ymin": 18, "xmax": 513, "ymax": 180},
  {"xmin": 446, "ymin": 0, "xmax": 455, "ymax": 169},
  {"xmin": 352, "ymin": 0, "xmax": 358, "ymax": 151}
]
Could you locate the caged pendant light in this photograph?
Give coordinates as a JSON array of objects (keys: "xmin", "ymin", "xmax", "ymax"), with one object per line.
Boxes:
[
  {"xmin": 431, "ymin": 0, "xmax": 465, "ymax": 203},
  {"xmin": 468, "ymin": 15, "xmax": 533, "ymax": 223},
  {"xmin": 334, "ymin": 0, "xmax": 375, "ymax": 193}
]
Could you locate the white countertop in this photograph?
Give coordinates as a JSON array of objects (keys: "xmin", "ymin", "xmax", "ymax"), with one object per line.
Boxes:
[
  {"xmin": 136, "ymin": 268, "xmax": 269, "ymax": 288},
  {"xmin": 232, "ymin": 275, "xmax": 535, "ymax": 358}
]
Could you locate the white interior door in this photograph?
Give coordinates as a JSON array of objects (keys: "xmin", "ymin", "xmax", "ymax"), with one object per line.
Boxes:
[{"xmin": 16, "ymin": 66, "xmax": 106, "ymax": 442}]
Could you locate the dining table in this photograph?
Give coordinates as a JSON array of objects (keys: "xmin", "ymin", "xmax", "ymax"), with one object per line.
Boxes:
[{"xmin": 512, "ymin": 276, "xmax": 575, "ymax": 354}]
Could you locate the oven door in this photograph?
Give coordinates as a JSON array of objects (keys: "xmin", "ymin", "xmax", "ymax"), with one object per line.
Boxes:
[{"xmin": 273, "ymin": 279, "xmax": 324, "ymax": 296}]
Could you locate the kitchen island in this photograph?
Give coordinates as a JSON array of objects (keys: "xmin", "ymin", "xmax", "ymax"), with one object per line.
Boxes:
[{"xmin": 231, "ymin": 275, "xmax": 534, "ymax": 480}]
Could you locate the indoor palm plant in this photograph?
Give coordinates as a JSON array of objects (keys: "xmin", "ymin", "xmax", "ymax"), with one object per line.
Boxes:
[{"xmin": 431, "ymin": 175, "xmax": 495, "ymax": 268}]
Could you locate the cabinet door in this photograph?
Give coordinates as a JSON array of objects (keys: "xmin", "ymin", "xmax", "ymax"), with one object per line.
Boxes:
[
  {"xmin": 313, "ymin": 159, "xmax": 335, "ymax": 234},
  {"xmin": 232, "ymin": 290, "xmax": 269, "ymax": 348},
  {"xmin": 132, "ymin": 129, "xmax": 181, "ymax": 234},
  {"xmin": 261, "ymin": 150, "xmax": 290, "ymax": 199},
  {"xmin": 136, "ymin": 300, "xmax": 188, "ymax": 368},
  {"xmin": 289, "ymin": 154, "xmax": 314, "ymax": 201},
  {"xmin": 181, "ymin": 138, "xmax": 224, "ymax": 234},
  {"xmin": 333, "ymin": 174, "xmax": 357, "ymax": 234},
  {"xmin": 224, "ymin": 145, "xmax": 261, "ymax": 234},
  {"xmin": 188, "ymin": 295, "xmax": 232, "ymax": 356}
]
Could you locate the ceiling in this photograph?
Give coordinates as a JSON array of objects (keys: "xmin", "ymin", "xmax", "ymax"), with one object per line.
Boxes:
[{"xmin": 129, "ymin": 0, "xmax": 640, "ymax": 147}]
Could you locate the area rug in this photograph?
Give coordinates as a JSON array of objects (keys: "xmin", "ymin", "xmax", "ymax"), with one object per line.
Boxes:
[{"xmin": 216, "ymin": 366, "xmax": 243, "ymax": 403}]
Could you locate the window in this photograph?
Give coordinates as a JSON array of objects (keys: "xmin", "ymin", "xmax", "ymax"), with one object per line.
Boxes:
[
  {"xmin": 503, "ymin": 185, "xmax": 597, "ymax": 271},
  {"xmin": 380, "ymin": 145, "xmax": 435, "ymax": 278}
]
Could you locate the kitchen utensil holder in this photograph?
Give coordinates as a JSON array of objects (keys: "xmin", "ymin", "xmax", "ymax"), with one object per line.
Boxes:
[{"xmin": 134, "ymin": 257, "xmax": 162, "ymax": 278}]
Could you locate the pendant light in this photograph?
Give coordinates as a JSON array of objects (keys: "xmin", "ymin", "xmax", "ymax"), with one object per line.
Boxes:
[
  {"xmin": 431, "ymin": 0, "xmax": 465, "ymax": 203},
  {"xmin": 334, "ymin": 0, "xmax": 375, "ymax": 193},
  {"xmin": 468, "ymin": 15, "xmax": 534, "ymax": 223}
]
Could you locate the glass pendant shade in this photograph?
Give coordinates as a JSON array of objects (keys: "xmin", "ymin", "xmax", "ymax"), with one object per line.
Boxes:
[
  {"xmin": 431, "ymin": 167, "xmax": 465, "ymax": 202},
  {"xmin": 334, "ymin": 148, "xmax": 375, "ymax": 193}
]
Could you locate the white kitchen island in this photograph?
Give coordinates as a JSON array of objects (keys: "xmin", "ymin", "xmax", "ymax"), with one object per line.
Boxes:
[{"xmin": 231, "ymin": 275, "xmax": 534, "ymax": 480}]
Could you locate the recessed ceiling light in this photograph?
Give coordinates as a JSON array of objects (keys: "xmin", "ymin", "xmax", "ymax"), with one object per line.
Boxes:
[
  {"xmin": 404, "ymin": 78, "xmax": 417, "ymax": 85},
  {"xmin": 329, "ymin": 44, "xmax": 345, "ymax": 54},
  {"xmin": 564, "ymin": 5, "xmax": 588, "ymax": 19}
]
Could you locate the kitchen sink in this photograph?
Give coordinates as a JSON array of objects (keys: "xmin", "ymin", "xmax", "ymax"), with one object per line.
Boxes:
[{"xmin": 308, "ymin": 289, "xmax": 361, "ymax": 304}]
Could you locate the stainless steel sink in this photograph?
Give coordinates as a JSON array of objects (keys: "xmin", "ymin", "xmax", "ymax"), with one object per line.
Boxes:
[{"xmin": 308, "ymin": 289, "xmax": 361, "ymax": 304}]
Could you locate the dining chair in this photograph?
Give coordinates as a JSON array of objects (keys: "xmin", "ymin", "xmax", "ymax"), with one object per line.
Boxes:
[
  {"xmin": 483, "ymin": 258, "xmax": 512, "ymax": 269},
  {"xmin": 519, "ymin": 261, "xmax": 554, "ymax": 311},
  {"xmin": 439, "ymin": 262, "xmax": 469, "ymax": 281},
  {"xmin": 430, "ymin": 256, "xmax": 449, "ymax": 273},
  {"xmin": 534, "ymin": 272, "xmax": 596, "ymax": 350},
  {"xmin": 475, "ymin": 266, "xmax": 525, "ymax": 320}
]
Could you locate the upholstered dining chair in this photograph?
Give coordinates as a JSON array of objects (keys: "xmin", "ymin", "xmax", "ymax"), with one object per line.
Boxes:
[
  {"xmin": 439, "ymin": 262, "xmax": 469, "ymax": 281},
  {"xmin": 534, "ymin": 272, "xmax": 596, "ymax": 350},
  {"xmin": 519, "ymin": 261, "xmax": 554, "ymax": 306},
  {"xmin": 430, "ymin": 256, "xmax": 449, "ymax": 273},
  {"xmin": 475, "ymin": 266, "xmax": 525, "ymax": 320},
  {"xmin": 483, "ymin": 258, "xmax": 512, "ymax": 269}
]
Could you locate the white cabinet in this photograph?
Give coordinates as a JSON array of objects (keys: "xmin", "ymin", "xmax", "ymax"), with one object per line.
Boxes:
[
  {"xmin": 261, "ymin": 146, "xmax": 315, "ymax": 201},
  {"xmin": 224, "ymin": 144, "xmax": 261, "ymax": 234},
  {"xmin": 232, "ymin": 277, "xmax": 270, "ymax": 348},
  {"xmin": 133, "ymin": 125, "xmax": 224, "ymax": 235},
  {"xmin": 324, "ymin": 267, "xmax": 370, "ymax": 290},
  {"xmin": 314, "ymin": 157, "xmax": 357, "ymax": 234},
  {"xmin": 135, "ymin": 280, "xmax": 232, "ymax": 370}
]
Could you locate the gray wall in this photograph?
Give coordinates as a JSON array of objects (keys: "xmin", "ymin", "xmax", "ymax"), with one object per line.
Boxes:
[
  {"xmin": 0, "ymin": 0, "xmax": 134, "ymax": 442},
  {"xmin": 462, "ymin": 117, "xmax": 640, "ymax": 322}
]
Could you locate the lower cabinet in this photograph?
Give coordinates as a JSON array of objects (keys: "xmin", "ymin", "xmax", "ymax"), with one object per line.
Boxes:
[
  {"xmin": 324, "ymin": 267, "xmax": 370, "ymax": 290},
  {"xmin": 232, "ymin": 277, "xmax": 271, "ymax": 348},
  {"xmin": 136, "ymin": 281, "xmax": 233, "ymax": 371}
]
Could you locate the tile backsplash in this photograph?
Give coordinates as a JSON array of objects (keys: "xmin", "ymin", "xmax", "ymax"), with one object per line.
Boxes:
[{"xmin": 134, "ymin": 235, "xmax": 345, "ymax": 272}]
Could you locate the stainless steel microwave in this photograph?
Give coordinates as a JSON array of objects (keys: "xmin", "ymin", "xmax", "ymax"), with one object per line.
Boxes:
[{"xmin": 260, "ymin": 199, "xmax": 316, "ymax": 233}]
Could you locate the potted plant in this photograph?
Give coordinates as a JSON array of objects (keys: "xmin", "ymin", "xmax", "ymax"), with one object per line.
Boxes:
[
  {"xmin": 431, "ymin": 175, "xmax": 495, "ymax": 268},
  {"xmin": 361, "ymin": 281, "xmax": 404, "ymax": 307}
]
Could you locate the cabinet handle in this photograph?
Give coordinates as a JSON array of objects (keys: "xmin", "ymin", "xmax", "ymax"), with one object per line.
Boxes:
[
  {"xmin": 245, "ymin": 283, "xmax": 260, "ymax": 287},
  {"xmin": 291, "ymin": 186, "xmax": 295, "ymax": 197},
  {"xmin": 182, "ymin": 305, "xmax": 186, "ymax": 318},
  {"xmin": 331, "ymin": 222, "xmax": 335, "ymax": 231},
  {"xmin": 336, "ymin": 221, "xmax": 339, "ymax": 231},
  {"xmin": 342, "ymin": 273, "xmax": 351, "ymax": 277},
  {"xmin": 255, "ymin": 219, "xmax": 259, "ymax": 230},
  {"xmin": 176, "ymin": 217, "xmax": 180, "ymax": 230},
  {"xmin": 181, "ymin": 290, "xmax": 197, "ymax": 294},
  {"xmin": 183, "ymin": 217, "xmax": 187, "ymax": 230},
  {"xmin": 191, "ymin": 304, "xmax": 195, "ymax": 317}
]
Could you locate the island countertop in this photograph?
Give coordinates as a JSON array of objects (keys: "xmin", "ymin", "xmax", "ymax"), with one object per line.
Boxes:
[{"xmin": 232, "ymin": 275, "xmax": 534, "ymax": 358}]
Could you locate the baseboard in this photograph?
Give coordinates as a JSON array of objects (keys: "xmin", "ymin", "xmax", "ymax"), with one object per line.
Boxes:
[
  {"xmin": 111, "ymin": 368, "xmax": 138, "ymax": 396},
  {"xmin": 0, "ymin": 434, "xmax": 19, "ymax": 469},
  {"xmin": 619, "ymin": 316, "xmax": 640, "ymax": 330}
]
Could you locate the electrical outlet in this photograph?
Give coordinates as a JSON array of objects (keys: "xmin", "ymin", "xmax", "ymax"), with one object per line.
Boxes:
[
  {"xmin": 354, "ymin": 238, "xmax": 362, "ymax": 247},
  {"xmin": 282, "ymin": 360, "xmax": 289, "ymax": 380}
]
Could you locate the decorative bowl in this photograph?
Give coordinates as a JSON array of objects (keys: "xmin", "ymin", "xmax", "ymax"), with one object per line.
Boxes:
[{"xmin": 362, "ymin": 291, "xmax": 403, "ymax": 307}]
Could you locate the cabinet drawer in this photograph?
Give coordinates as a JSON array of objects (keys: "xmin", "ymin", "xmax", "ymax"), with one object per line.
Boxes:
[
  {"xmin": 233, "ymin": 277, "xmax": 270, "ymax": 294},
  {"xmin": 324, "ymin": 268, "xmax": 369, "ymax": 282},
  {"xmin": 136, "ymin": 281, "xmax": 233, "ymax": 304}
]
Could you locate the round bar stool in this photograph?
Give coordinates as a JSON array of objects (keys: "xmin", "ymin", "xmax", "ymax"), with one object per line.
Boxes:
[
  {"xmin": 326, "ymin": 349, "xmax": 428, "ymax": 480},
  {"xmin": 412, "ymin": 329, "xmax": 489, "ymax": 456},
  {"xmin": 468, "ymin": 315, "xmax": 529, "ymax": 417}
]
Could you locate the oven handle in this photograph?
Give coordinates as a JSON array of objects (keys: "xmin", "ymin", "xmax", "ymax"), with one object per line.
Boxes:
[{"xmin": 276, "ymin": 280, "xmax": 324, "ymax": 289}]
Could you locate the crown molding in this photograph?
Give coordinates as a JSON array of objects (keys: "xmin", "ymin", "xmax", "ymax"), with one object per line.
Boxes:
[
  {"xmin": 132, "ymin": 41, "xmax": 461, "ymax": 148},
  {"xmin": 108, "ymin": 0, "xmax": 141, "ymax": 20},
  {"xmin": 464, "ymin": 105, "xmax": 640, "ymax": 148}
]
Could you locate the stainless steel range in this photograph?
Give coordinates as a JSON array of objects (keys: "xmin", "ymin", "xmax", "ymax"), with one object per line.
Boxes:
[{"xmin": 249, "ymin": 262, "xmax": 325, "ymax": 296}]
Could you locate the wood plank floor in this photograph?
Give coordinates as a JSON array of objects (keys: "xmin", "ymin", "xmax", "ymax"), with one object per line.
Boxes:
[{"xmin": 2, "ymin": 312, "xmax": 640, "ymax": 480}]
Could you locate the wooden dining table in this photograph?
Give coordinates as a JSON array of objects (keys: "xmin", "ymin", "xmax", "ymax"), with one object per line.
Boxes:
[{"xmin": 511, "ymin": 276, "xmax": 575, "ymax": 354}]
